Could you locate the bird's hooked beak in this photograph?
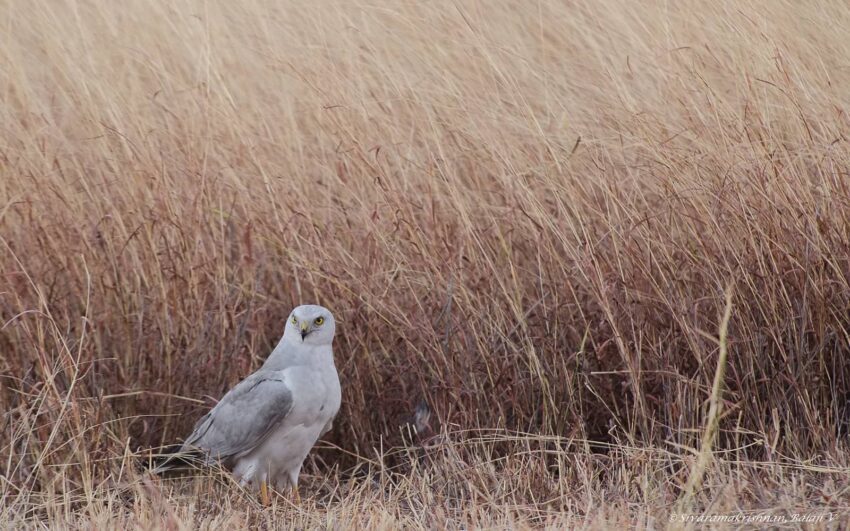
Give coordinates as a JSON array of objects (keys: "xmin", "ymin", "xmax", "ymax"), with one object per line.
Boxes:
[{"xmin": 300, "ymin": 321, "xmax": 310, "ymax": 341}]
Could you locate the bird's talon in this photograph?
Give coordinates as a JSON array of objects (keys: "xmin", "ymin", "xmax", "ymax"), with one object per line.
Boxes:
[{"xmin": 260, "ymin": 481, "xmax": 270, "ymax": 506}]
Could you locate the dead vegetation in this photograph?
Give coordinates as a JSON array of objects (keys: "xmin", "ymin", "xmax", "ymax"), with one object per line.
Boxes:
[{"xmin": 3, "ymin": 0, "xmax": 850, "ymax": 528}]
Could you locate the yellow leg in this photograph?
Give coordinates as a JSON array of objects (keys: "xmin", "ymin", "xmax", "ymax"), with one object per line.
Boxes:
[
  {"xmin": 292, "ymin": 487, "xmax": 301, "ymax": 505},
  {"xmin": 260, "ymin": 481, "xmax": 270, "ymax": 506}
]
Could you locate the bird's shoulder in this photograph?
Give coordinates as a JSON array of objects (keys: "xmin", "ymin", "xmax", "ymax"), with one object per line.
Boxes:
[{"xmin": 222, "ymin": 368, "xmax": 290, "ymax": 399}]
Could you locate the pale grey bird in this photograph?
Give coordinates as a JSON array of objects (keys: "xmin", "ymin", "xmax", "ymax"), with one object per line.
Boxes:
[{"xmin": 165, "ymin": 304, "xmax": 341, "ymax": 504}]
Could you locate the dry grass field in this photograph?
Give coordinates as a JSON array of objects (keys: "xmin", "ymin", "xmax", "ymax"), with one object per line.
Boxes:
[{"xmin": 3, "ymin": 0, "xmax": 850, "ymax": 528}]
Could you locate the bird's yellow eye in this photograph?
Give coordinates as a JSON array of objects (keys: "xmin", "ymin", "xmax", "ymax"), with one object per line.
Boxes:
[
  {"xmin": 314, "ymin": 316, "xmax": 324, "ymax": 325},
  {"xmin": 291, "ymin": 316, "xmax": 298, "ymax": 325}
]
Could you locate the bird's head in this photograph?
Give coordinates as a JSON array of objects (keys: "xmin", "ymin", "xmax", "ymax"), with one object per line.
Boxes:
[{"xmin": 285, "ymin": 304, "xmax": 336, "ymax": 346}]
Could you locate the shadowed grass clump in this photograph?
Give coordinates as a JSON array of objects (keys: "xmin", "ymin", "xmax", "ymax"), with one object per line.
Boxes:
[{"xmin": 3, "ymin": 0, "xmax": 850, "ymax": 527}]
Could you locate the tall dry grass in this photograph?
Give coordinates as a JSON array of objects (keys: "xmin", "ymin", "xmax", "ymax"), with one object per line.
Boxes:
[{"xmin": 3, "ymin": 0, "xmax": 850, "ymax": 527}]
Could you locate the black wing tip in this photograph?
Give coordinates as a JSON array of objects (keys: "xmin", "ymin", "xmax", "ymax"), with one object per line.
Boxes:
[{"xmin": 141, "ymin": 443, "xmax": 207, "ymax": 475}]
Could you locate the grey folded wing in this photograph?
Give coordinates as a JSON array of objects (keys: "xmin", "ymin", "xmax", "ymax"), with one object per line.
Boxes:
[{"xmin": 182, "ymin": 371, "xmax": 294, "ymax": 464}]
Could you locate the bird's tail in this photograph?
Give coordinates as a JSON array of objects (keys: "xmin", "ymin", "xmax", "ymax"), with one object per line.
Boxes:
[{"xmin": 143, "ymin": 443, "xmax": 207, "ymax": 475}]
